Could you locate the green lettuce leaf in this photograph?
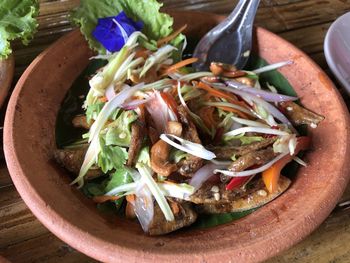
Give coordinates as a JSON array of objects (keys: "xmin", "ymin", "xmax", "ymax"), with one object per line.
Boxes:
[
  {"xmin": 105, "ymin": 110, "xmax": 137, "ymax": 147},
  {"xmin": 70, "ymin": 0, "xmax": 185, "ymax": 55},
  {"xmin": 0, "ymin": 0, "xmax": 39, "ymax": 59}
]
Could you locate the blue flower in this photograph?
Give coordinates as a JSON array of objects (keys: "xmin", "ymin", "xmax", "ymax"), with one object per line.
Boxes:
[{"xmin": 92, "ymin": 11, "xmax": 143, "ymax": 53}]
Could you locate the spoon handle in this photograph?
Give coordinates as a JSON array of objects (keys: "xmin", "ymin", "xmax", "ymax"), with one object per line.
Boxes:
[{"xmin": 223, "ymin": 0, "xmax": 260, "ymax": 33}]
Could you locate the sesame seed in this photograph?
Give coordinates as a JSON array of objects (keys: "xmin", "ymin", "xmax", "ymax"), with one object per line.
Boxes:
[
  {"xmin": 310, "ymin": 123, "xmax": 317, "ymax": 129},
  {"xmin": 214, "ymin": 193, "xmax": 220, "ymax": 201},
  {"xmin": 286, "ymin": 107, "xmax": 293, "ymax": 111},
  {"xmin": 247, "ymin": 194, "xmax": 253, "ymax": 203},
  {"xmin": 211, "ymin": 185, "xmax": 219, "ymax": 193},
  {"xmin": 257, "ymin": 190, "xmax": 268, "ymax": 197},
  {"xmin": 119, "ymin": 132, "xmax": 127, "ymax": 139}
]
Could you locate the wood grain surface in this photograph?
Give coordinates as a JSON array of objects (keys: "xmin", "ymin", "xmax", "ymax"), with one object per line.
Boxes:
[{"xmin": 1, "ymin": 0, "xmax": 350, "ymax": 262}]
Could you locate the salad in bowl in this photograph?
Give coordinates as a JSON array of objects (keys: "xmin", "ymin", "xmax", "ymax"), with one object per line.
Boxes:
[{"xmin": 54, "ymin": 0, "xmax": 324, "ymax": 235}]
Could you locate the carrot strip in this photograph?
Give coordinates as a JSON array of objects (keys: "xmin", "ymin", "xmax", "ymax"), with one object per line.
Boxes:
[
  {"xmin": 160, "ymin": 92, "xmax": 179, "ymax": 117},
  {"xmin": 198, "ymin": 106, "xmax": 217, "ymax": 129},
  {"xmin": 262, "ymin": 136, "xmax": 310, "ymax": 193},
  {"xmin": 160, "ymin": 57, "xmax": 198, "ymax": 76},
  {"xmin": 197, "ymin": 81, "xmax": 235, "ymax": 101},
  {"xmin": 135, "ymin": 48, "xmax": 150, "ymax": 59},
  {"xmin": 157, "ymin": 24, "xmax": 187, "ymax": 46},
  {"xmin": 197, "ymin": 81, "xmax": 251, "ymax": 109},
  {"xmin": 170, "ymin": 201, "xmax": 180, "ymax": 215}
]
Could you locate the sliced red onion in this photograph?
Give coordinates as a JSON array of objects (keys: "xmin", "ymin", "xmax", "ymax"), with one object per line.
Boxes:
[
  {"xmin": 226, "ymin": 80, "xmax": 298, "ymax": 102},
  {"xmin": 210, "ymin": 159, "xmax": 232, "ymax": 165},
  {"xmin": 121, "ymin": 97, "xmax": 152, "ymax": 110},
  {"xmin": 134, "ymin": 183, "xmax": 154, "ymax": 233},
  {"xmin": 253, "ymin": 60, "xmax": 293, "ymax": 74},
  {"xmin": 215, "ymin": 85, "xmax": 293, "ymax": 127},
  {"xmin": 160, "ymin": 134, "xmax": 216, "ymax": 160},
  {"xmin": 224, "ymin": 126, "xmax": 290, "ymax": 137},
  {"xmin": 214, "ymin": 152, "xmax": 289, "ymax": 177},
  {"xmin": 137, "ymin": 164, "xmax": 174, "ymax": 221},
  {"xmin": 189, "ymin": 164, "xmax": 222, "ymax": 191},
  {"xmin": 145, "ymin": 91, "xmax": 170, "ymax": 133},
  {"xmin": 105, "ymin": 84, "xmax": 117, "ymax": 101}
]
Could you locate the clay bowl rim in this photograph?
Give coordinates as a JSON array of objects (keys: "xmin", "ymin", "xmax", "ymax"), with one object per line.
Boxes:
[{"xmin": 4, "ymin": 11, "xmax": 350, "ymax": 263}]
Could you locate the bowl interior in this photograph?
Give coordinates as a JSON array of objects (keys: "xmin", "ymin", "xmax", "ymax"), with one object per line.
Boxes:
[
  {"xmin": 4, "ymin": 12, "xmax": 350, "ymax": 263},
  {"xmin": 324, "ymin": 12, "xmax": 350, "ymax": 92}
]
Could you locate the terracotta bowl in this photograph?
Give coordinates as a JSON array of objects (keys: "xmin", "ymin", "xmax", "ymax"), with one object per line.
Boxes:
[
  {"xmin": 0, "ymin": 54, "xmax": 15, "ymax": 108},
  {"xmin": 4, "ymin": 12, "xmax": 350, "ymax": 262}
]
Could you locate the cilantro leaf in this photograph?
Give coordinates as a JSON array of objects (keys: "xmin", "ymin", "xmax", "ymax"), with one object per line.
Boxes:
[
  {"xmin": 136, "ymin": 146, "xmax": 151, "ymax": 166},
  {"xmin": 86, "ymin": 102, "xmax": 105, "ymax": 123},
  {"xmin": 105, "ymin": 167, "xmax": 133, "ymax": 192},
  {"xmin": 0, "ymin": 0, "xmax": 39, "ymax": 59},
  {"xmin": 98, "ymin": 137, "xmax": 128, "ymax": 173},
  {"xmin": 105, "ymin": 110, "xmax": 137, "ymax": 147}
]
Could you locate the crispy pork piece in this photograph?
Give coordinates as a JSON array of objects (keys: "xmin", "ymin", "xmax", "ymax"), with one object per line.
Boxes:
[
  {"xmin": 54, "ymin": 147, "xmax": 102, "ymax": 179},
  {"xmin": 150, "ymin": 121, "xmax": 183, "ymax": 176},
  {"xmin": 148, "ymin": 202, "xmax": 197, "ymax": 235},
  {"xmin": 150, "ymin": 139, "xmax": 178, "ymax": 176},
  {"xmin": 228, "ymin": 147, "xmax": 276, "ymax": 172},
  {"xmin": 209, "ymin": 62, "xmax": 246, "ymax": 78},
  {"xmin": 127, "ymin": 122, "xmax": 145, "ymax": 166},
  {"xmin": 190, "ymin": 176, "xmax": 290, "ymax": 205},
  {"xmin": 177, "ymin": 106, "xmax": 203, "ymax": 176},
  {"xmin": 72, "ymin": 115, "xmax": 91, "ymax": 130},
  {"xmin": 279, "ymin": 101, "xmax": 324, "ymax": 127},
  {"xmin": 195, "ymin": 176, "xmax": 291, "ymax": 213},
  {"xmin": 208, "ymin": 137, "xmax": 277, "ymax": 159},
  {"xmin": 127, "ymin": 107, "xmax": 146, "ymax": 166}
]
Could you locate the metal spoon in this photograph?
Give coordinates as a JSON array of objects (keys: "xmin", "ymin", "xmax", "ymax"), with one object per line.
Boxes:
[{"xmin": 193, "ymin": 0, "xmax": 260, "ymax": 71}]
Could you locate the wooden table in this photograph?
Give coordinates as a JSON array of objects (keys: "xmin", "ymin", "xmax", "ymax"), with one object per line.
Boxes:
[{"xmin": 1, "ymin": 0, "xmax": 350, "ymax": 262}]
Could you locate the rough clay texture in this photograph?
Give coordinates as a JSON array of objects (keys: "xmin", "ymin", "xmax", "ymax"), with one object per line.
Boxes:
[{"xmin": 4, "ymin": 12, "xmax": 350, "ymax": 263}]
